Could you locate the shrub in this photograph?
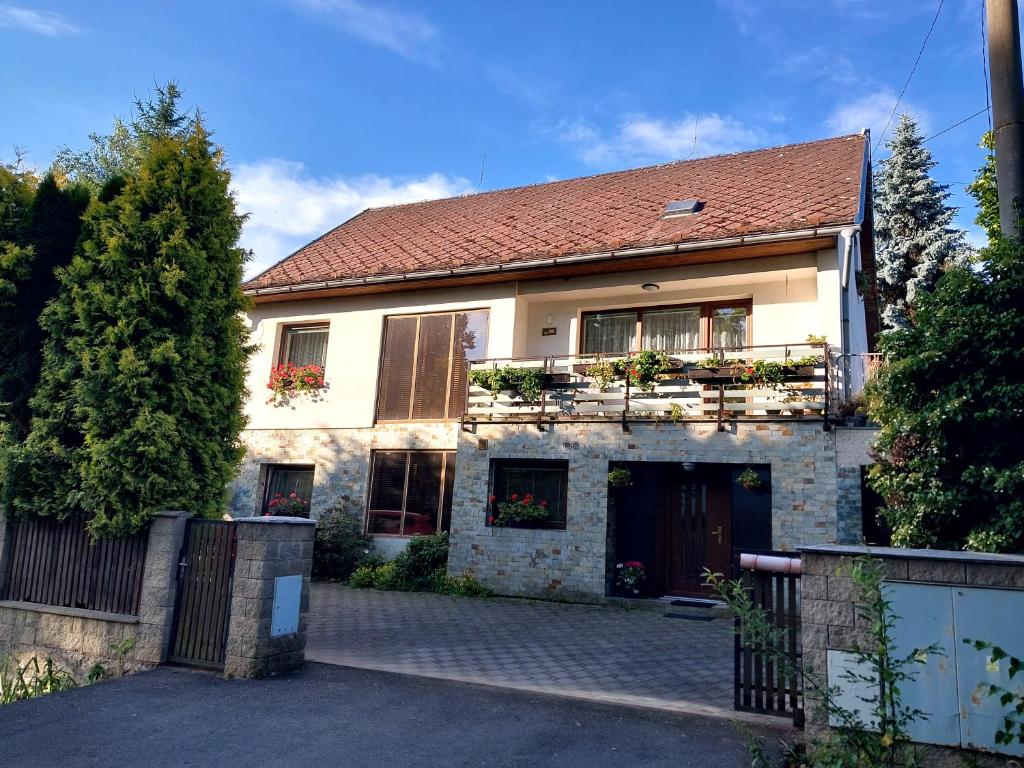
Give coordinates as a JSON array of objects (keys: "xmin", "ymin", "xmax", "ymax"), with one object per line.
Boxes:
[
  {"xmin": 429, "ymin": 568, "xmax": 492, "ymax": 597},
  {"xmin": 370, "ymin": 562, "xmax": 409, "ymax": 591},
  {"xmin": 313, "ymin": 508, "xmax": 373, "ymax": 581},
  {"xmin": 347, "ymin": 564, "xmax": 377, "ymax": 589},
  {"xmin": 391, "ymin": 532, "xmax": 449, "ymax": 586}
]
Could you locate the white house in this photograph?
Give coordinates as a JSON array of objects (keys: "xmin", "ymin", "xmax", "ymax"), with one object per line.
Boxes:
[{"xmin": 230, "ymin": 133, "xmax": 880, "ymax": 602}]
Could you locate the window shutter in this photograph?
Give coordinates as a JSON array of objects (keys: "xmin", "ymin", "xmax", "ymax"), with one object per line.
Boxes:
[
  {"xmin": 440, "ymin": 453, "xmax": 456, "ymax": 532},
  {"xmin": 448, "ymin": 310, "xmax": 489, "ymax": 418},
  {"xmin": 412, "ymin": 314, "xmax": 453, "ymax": 420},
  {"xmin": 403, "ymin": 452, "xmax": 444, "ymax": 534},
  {"xmin": 367, "ymin": 452, "xmax": 408, "ymax": 534},
  {"xmin": 377, "ymin": 316, "xmax": 418, "ymax": 420}
]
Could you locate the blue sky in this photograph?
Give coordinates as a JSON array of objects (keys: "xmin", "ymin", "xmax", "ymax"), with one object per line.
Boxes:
[{"xmin": 0, "ymin": 0, "xmax": 1003, "ymax": 276}]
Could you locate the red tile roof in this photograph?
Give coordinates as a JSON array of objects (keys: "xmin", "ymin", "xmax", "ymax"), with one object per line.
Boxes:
[{"xmin": 244, "ymin": 134, "xmax": 866, "ymax": 290}]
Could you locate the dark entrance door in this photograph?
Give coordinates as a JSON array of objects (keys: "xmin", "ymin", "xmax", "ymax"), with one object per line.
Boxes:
[
  {"xmin": 169, "ymin": 518, "xmax": 237, "ymax": 669},
  {"xmin": 665, "ymin": 467, "xmax": 732, "ymax": 596}
]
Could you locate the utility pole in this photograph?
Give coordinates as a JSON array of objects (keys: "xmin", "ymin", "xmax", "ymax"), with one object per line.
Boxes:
[{"xmin": 987, "ymin": 0, "xmax": 1024, "ymax": 238}]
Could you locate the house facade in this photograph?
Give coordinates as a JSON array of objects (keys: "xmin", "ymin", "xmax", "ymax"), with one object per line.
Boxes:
[{"xmin": 229, "ymin": 133, "xmax": 880, "ymax": 603}]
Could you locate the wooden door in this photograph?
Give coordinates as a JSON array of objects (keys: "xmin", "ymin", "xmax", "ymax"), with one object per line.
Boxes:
[{"xmin": 666, "ymin": 469, "xmax": 732, "ymax": 596}]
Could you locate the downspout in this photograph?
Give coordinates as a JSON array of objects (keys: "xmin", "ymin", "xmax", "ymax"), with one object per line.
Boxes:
[{"xmin": 839, "ymin": 228, "xmax": 858, "ymax": 403}]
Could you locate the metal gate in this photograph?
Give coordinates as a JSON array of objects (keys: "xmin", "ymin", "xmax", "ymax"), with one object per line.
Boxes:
[{"xmin": 169, "ymin": 519, "xmax": 237, "ymax": 669}]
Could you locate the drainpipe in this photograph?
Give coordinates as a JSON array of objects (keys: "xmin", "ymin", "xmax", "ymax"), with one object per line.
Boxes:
[{"xmin": 838, "ymin": 227, "xmax": 858, "ymax": 403}]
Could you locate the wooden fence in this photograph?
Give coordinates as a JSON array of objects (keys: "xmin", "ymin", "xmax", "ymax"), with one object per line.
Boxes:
[
  {"xmin": 1, "ymin": 515, "xmax": 148, "ymax": 616},
  {"xmin": 734, "ymin": 551, "xmax": 803, "ymax": 726}
]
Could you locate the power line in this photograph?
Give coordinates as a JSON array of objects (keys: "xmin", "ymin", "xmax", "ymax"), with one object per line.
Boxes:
[
  {"xmin": 874, "ymin": 0, "xmax": 947, "ymax": 152},
  {"xmin": 923, "ymin": 106, "xmax": 992, "ymax": 142},
  {"xmin": 981, "ymin": 0, "xmax": 993, "ymax": 134}
]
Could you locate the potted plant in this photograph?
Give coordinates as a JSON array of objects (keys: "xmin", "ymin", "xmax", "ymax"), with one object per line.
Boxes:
[
  {"xmin": 613, "ymin": 350, "xmax": 669, "ymax": 392},
  {"xmin": 585, "ymin": 360, "xmax": 619, "ymax": 392},
  {"xmin": 607, "ymin": 467, "xmax": 632, "ymax": 488},
  {"xmin": 736, "ymin": 467, "xmax": 763, "ymax": 492},
  {"xmin": 265, "ymin": 492, "xmax": 311, "ymax": 518},
  {"xmin": 615, "ymin": 561, "xmax": 646, "ymax": 596},
  {"xmin": 687, "ymin": 357, "xmax": 745, "ymax": 381},
  {"xmin": 487, "ymin": 493, "xmax": 550, "ymax": 527},
  {"xmin": 266, "ymin": 363, "xmax": 327, "ymax": 406},
  {"xmin": 469, "ymin": 367, "xmax": 546, "ymax": 402}
]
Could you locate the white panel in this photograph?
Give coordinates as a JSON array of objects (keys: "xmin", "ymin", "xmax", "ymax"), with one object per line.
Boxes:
[
  {"xmin": 827, "ymin": 650, "xmax": 878, "ymax": 730},
  {"xmin": 271, "ymin": 575, "xmax": 302, "ymax": 637},
  {"xmin": 953, "ymin": 586, "xmax": 1024, "ymax": 757},
  {"xmin": 885, "ymin": 582, "xmax": 961, "ymax": 747}
]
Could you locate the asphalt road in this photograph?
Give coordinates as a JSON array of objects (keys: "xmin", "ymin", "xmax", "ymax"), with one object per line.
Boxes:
[{"xmin": 0, "ymin": 663, "xmax": 785, "ymax": 767}]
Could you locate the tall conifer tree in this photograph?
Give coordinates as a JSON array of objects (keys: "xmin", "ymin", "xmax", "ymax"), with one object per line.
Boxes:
[
  {"xmin": 874, "ymin": 114, "xmax": 968, "ymax": 330},
  {"xmin": 4, "ymin": 118, "xmax": 251, "ymax": 537}
]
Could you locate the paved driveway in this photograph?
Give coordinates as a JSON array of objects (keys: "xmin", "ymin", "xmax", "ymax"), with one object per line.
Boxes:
[
  {"xmin": 0, "ymin": 664, "xmax": 784, "ymax": 768},
  {"xmin": 308, "ymin": 585, "xmax": 744, "ymax": 721}
]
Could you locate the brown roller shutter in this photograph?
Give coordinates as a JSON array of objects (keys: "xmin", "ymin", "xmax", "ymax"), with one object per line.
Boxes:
[
  {"xmin": 447, "ymin": 310, "xmax": 489, "ymax": 418},
  {"xmin": 376, "ymin": 316, "xmax": 418, "ymax": 420},
  {"xmin": 412, "ymin": 314, "xmax": 453, "ymax": 420}
]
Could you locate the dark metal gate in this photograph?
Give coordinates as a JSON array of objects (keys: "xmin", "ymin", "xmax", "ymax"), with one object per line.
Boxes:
[
  {"xmin": 169, "ymin": 519, "xmax": 237, "ymax": 669},
  {"xmin": 734, "ymin": 551, "xmax": 804, "ymax": 726}
]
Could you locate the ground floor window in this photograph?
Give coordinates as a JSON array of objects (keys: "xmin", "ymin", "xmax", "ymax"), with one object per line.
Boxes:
[
  {"xmin": 262, "ymin": 464, "xmax": 314, "ymax": 516},
  {"xmin": 366, "ymin": 450, "xmax": 456, "ymax": 536},
  {"xmin": 488, "ymin": 459, "xmax": 568, "ymax": 530}
]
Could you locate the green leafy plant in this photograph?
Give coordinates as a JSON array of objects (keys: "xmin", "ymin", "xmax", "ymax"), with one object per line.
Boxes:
[
  {"xmin": 313, "ymin": 506, "xmax": 374, "ymax": 581},
  {"xmin": 737, "ymin": 360, "xmax": 787, "ymax": 389},
  {"xmin": 692, "ymin": 356, "xmax": 743, "ymax": 370},
  {"xmin": 670, "ymin": 402, "xmax": 684, "ymax": 423},
  {"xmin": 806, "ymin": 334, "xmax": 828, "ymax": 346},
  {"xmin": 346, "ymin": 534, "xmax": 492, "ymax": 598},
  {"xmin": 469, "ymin": 366, "xmax": 545, "ymax": 401},
  {"xmin": 266, "ymin": 362, "xmax": 327, "ymax": 406},
  {"xmin": 1, "ymin": 656, "xmax": 77, "ymax": 705},
  {"xmin": 584, "ymin": 360, "xmax": 618, "ymax": 392},
  {"xmin": 736, "ymin": 467, "xmax": 763, "ymax": 491},
  {"xmin": 614, "ymin": 560, "xmax": 646, "ymax": 591},
  {"xmin": 613, "ymin": 350, "xmax": 668, "ymax": 392},
  {"xmin": 488, "ymin": 492, "xmax": 550, "ymax": 527},
  {"xmin": 607, "ymin": 467, "xmax": 632, "ymax": 488},
  {"xmin": 789, "ymin": 354, "xmax": 825, "ymax": 368},
  {"xmin": 962, "ymin": 639, "xmax": 1024, "ymax": 747},
  {"xmin": 428, "ymin": 568, "xmax": 492, "ymax": 597},
  {"xmin": 706, "ymin": 556, "xmax": 939, "ymax": 768},
  {"xmin": 391, "ymin": 532, "xmax": 450, "ymax": 587}
]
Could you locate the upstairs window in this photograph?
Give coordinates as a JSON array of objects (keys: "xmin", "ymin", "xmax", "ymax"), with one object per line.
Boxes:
[
  {"xmin": 376, "ymin": 310, "xmax": 489, "ymax": 421},
  {"xmin": 581, "ymin": 302, "xmax": 750, "ymax": 355},
  {"xmin": 281, "ymin": 324, "xmax": 330, "ymax": 368},
  {"xmin": 366, "ymin": 450, "xmax": 456, "ymax": 536}
]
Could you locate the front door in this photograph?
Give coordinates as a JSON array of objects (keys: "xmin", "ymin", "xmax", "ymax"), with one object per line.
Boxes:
[{"xmin": 665, "ymin": 468, "xmax": 732, "ymax": 596}]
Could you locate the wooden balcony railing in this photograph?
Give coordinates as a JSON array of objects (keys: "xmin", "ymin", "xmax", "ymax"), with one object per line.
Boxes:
[{"xmin": 464, "ymin": 343, "xmax": 830, "ymax": 431}]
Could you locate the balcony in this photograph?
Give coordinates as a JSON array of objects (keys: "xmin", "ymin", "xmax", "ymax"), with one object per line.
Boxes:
[{"xmin": 465, "ymin": 342, "xmax": 833, "ymax": 430}]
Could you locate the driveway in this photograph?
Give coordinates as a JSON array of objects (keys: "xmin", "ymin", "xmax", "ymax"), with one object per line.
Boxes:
[
  {"xmin": 0, "ymin": 664, "xmax": 783, "ymax": 768},
  {"xmin": 308, "ymin": 585, "xmax": 745, "ymax": 721}
]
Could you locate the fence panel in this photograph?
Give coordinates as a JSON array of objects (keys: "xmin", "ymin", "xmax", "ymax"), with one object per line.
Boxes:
[
  {"xmin": 1, "ymin": 515, "xmax": 148, "ymax": 616},
  {"xmin": 734, "ymin": 552, "xmax": 803, "ymax": 726}
]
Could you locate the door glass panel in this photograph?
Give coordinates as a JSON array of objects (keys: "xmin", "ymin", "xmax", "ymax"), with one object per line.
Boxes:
[
  {"xmin": 641, "ymin": 307, "xmax": 701, "ymax": 352},
  {"xmin": 710, "ymin": 306, "xmax": 748, "ymax": 351},
  {"xmin": 582, "ymin": 311, "xmax": 637, "ymax": 354}
]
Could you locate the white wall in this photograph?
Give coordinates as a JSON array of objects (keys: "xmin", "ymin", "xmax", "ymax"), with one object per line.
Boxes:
[{"xmin": 244, "ymin": 283, "xmax": 517, "ymax": 430}]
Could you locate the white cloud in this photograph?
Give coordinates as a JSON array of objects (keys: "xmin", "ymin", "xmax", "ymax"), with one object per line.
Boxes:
[
  {"xmin": 287, "ymin": 0, "xmax": 439, "ymax": 62},
  {"xmin": 0, "ymin": 4, "xmax": 79, "ymax": 36},
  {"xmin": 556, "ymin": 113, "xmax": 778, "ymax": 167},
  {"xmin": 825, "ymin": 88, "xmax": 929, "ymax": 140},
  {"xmin": 231, "ymin": 159, "xmax": 473, "ymax": 278}
]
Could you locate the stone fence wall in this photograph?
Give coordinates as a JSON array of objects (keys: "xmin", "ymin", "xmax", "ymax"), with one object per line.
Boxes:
[
  {"xmin": 800, "ymin": 544, "xmax": 1024, "ymax": 767},
  {"xmin": 0, "ymin": 510, "xmax": 187, "ymax": 679}
]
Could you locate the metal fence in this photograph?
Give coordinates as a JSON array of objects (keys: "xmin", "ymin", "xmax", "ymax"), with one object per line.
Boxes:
[{"xmin": 1, "ymin": 515, "xmax": 148, "ymax": 616}]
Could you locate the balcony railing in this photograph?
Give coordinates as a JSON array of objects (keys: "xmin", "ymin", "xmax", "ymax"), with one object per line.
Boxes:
[{"xmin": 464, "ymin": 343, "xmax": 830, "ymax": 431}]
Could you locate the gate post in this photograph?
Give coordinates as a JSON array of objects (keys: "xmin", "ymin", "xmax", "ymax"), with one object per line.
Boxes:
[
  {"xmin": 224, "ymin": 516, "xmax": 316, "ymax": 679},
  {"xmin": 137, "ymin": 510, "xmax": 190, "ymax": 664}
]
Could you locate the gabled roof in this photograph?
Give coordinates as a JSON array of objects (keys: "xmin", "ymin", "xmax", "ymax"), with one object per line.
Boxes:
[{"xmin": 244, "ymin": 134, "xmax": 867, "ymax": 292}]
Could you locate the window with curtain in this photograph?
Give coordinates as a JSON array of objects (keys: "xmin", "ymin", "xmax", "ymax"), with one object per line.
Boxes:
[
  {"xmin": 488, "ymin": 459, "xmax": 568, "ymax": 530},
  {"xmin": 376, "ymin": 310, "xmax": 489, "ymax": 421},
  {"xmin": 581, "ymin": 311, "xmax": 637, "ymax": 354},
  {"xmin": 262, "ymin": 465, "xmax": 314, "ymax": 515},
  {"xmin": 281, "ymin": 325, "xmax": 329, "ymax": 368},
  {"xmin": 710, "ymin": 306, "xmax": 749, "ymax": 350},
  {"xmin": 366, "ymin": 451, "xmax": 456, "ymax": 535},
  {"xmin": 641, "ymin": 307, "xmax": 701, "ymax": 353}
]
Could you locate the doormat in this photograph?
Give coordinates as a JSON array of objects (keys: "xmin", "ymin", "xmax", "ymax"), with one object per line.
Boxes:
[
  {"xmin": 666, "ymin": 597, "xmax": 719, "ymax": 609},
  {"xmin": 663, "ymin": 612, "xmax": 715, "ymax": 621}
]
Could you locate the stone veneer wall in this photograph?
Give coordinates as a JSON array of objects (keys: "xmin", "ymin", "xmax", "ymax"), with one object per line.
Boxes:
[
  {"xmin": 224, "ymin": 517, "xmax": 316, "ymax": 679},
  {"xmin": 0, "ymin": 511, "xmax": 187, "ymax": 679},
  {"xmin": 448, "ymin": 420, "xmax": 844, "ymax": 602},
  {"xmin": 800, "ymin": 544, "xmax": 1024, "ymax": 767},
  {"xmin": 833, "ymin": 427, "xmax": 878, "ymax": 546}
]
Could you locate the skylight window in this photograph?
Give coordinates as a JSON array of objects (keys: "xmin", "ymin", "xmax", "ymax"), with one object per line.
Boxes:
[{"xmin": 662, "ymin": 199, "xmax": 703, "ymax": 218}]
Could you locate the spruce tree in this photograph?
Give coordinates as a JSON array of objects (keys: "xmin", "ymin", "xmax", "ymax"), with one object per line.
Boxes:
[
  {"xmin": 874, "ymin": 114, "xmax": 968, "ymax": 330},
  {"xmin": 4, "ymin": 120, "xmax": 251, "ymax": 537},
  {"xmin": 0, "ymin": 175, "xmax": 89, "ymax": 438}
]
